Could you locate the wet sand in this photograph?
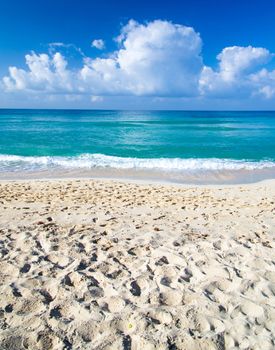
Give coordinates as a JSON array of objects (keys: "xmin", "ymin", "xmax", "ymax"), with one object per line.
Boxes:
[{"xmin": 0, "ymin": 179, "xmax": 274, "ymax": 349}]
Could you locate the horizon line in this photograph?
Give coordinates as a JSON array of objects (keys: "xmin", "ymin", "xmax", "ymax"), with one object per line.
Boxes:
[{"xmin": 1, "ymin": 108, "xmax": 275, "ymax": 112}]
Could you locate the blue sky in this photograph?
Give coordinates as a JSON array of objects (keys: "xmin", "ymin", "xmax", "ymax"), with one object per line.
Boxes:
[{"xmin": 1, "ymin": 0, "xmax": 275, "ymax": 109}]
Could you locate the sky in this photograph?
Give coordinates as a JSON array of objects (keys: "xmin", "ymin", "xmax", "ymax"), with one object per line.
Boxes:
[{"xmin": 0, "ymin": 0, "xmax": 275, "ymax": 110}]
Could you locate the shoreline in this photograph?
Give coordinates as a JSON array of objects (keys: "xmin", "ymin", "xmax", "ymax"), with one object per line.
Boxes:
[
  {"xmin": 1, "ymin": 153, "xmax": 275, "ymax": 186},
  {"xmin": 0, "ymin": 172, "xmax": 275, "ymax": 188}
]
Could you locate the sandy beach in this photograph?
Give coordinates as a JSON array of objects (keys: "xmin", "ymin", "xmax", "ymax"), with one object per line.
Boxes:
[{"xmin": 0, "ymin": 178, "xmax": 274, "ymax": 350}]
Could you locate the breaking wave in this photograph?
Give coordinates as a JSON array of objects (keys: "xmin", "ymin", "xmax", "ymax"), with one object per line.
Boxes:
[{"xmin": 0, "ymin": 153, "xmax": 275, "ymax": 172}]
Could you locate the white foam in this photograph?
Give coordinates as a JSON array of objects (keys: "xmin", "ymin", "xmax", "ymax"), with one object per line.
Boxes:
[{"xmin": 0, "ymin": 153, "xmax": 275, "ymax": 172}]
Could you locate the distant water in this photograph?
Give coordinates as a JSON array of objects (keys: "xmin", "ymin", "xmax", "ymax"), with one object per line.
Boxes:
[{"xmin": 1, "ymin": 109, "xmax": 275, "ymax": 184}]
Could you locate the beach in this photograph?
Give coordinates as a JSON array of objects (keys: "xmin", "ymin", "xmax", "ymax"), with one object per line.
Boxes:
[{"xmin": 0, "ymin": 178, "xmax": 274, "ymax": 349}]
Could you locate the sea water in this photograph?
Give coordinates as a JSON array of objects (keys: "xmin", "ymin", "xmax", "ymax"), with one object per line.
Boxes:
[{"xmin": 1, "ymin": 109, "xmax": 275, "ymax": 183}]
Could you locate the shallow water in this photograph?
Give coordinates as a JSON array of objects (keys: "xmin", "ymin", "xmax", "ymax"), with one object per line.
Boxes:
[{"xmin": 1, "ymin": 109, "xmax": 275, "ymax": 183}]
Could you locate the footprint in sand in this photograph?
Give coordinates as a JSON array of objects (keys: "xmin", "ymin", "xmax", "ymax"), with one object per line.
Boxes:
[
  {"xmin": 130, "ymin": 281, "xmax": 141, "ymax": 297},
  {"xmin": 160, "ymin": 290, "xmax": 183, "ymax": 306}
]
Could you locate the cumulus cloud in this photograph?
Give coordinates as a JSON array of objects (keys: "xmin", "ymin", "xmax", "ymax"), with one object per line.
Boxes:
[
  {"xmin": 114, "ymin": 20, "xmax": 202, "ymax": 96},
  {"xmin": 3, "ymin": 52, "xmax": 73, "ymax": 92},
  {"xmin": 2, "ymin": 20, "xmax": 275, "ymax": 103},
  {"xmin": 250, "ymin": 68, "xmax": 275, "ymax": 98},
  {"xmin": 91, "ymin": 39, "xmax": 105, "ymax": 50},
  {"xmin": 218, "ymin": 46, "xmax": 270, "ymax": 80},
  {"xmin": 3, "ymin": 20, "xmax": 203, "ymax": 97},
  {"xmin": 199, "ymin": 46, "xmax": 273, "ymax": 97}
]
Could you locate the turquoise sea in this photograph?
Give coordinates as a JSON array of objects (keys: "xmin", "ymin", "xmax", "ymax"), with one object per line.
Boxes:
[{"xmin": 1, "ymin": 109, "xmax": 275, "ymax": 183}]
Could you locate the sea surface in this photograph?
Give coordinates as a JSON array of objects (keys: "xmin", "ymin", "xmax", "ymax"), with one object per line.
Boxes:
[{"xmin": 1, "ymin": 109, "xmax": 275, "ymax": 184}]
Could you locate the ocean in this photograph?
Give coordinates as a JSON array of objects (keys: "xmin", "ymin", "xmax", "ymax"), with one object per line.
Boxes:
[{"xmin": 1, "ymin": 109, "xmax": 275, "ymax": 184}]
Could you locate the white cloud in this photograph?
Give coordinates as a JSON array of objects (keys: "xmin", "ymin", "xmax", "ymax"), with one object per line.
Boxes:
[
  {"xmin": 250, "ymin": 68, "xmax": 275, "ymax": 98},
  {"xmin": 2, "ymin": 20, "xmax": 275, "ymax": 104},
  {"xmin": 3, "ymin": 20, "xmax": 203, "ymax": 98},
  {"xmin": 3, "ymin": 52, "xmax": 73, "ymax": 93},
  {"xmin": 218, "ymin": 46, "xmax": 270, "ymax": 80},
  {"xmin": 115, "ymin": 20, "xmax": 203, "ymax": 96},
  {"xmin": 48, "ymin": 42, "xmax": 85, "ymax": 57},
  {"xmin": 199, "ymin": 46, "xmax": 272, "ymax": 97},
  {"xmin": 91, "ymin": 39, "xmax": 105, "ymax": 50}
]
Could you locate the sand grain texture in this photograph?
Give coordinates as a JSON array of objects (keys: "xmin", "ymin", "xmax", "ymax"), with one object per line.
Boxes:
[{"xmin": 0, "ymin": 179, "xmax": 274, "ymax": 349}]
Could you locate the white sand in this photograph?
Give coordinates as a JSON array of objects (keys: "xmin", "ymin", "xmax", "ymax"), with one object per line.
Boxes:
[{"xmin": 0, "ymin": 179, "xmax": 274, "ymax": 349}]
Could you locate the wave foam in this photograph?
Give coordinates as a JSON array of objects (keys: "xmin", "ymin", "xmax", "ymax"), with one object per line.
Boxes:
[{"xmin": 0, "ymin": 153, "xmax": 275, "ymax": 172}]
